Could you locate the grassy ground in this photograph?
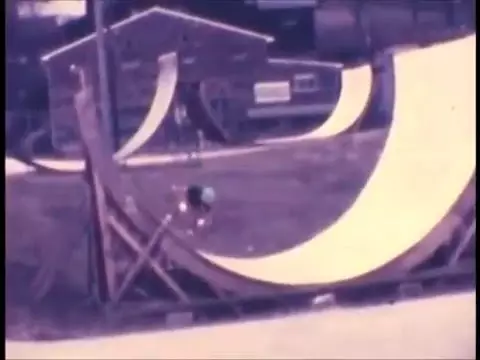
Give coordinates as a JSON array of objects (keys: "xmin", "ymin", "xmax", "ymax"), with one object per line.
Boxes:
[{"xmin": 6, "ymin": 129, "xmax": 387, "ymax": 340}]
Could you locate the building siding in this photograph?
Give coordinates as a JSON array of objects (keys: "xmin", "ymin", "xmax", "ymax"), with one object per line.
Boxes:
[
  {"xmin": 43, "ymin": 10, "xmax": 271, "ymax": 152},
  {"xmin": 42, "ymin": 8, "xmax": 342, "ymax": 153}
]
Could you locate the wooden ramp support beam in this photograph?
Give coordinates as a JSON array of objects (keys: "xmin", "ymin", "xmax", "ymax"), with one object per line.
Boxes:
[
  {"xmin": 448, "ymin": 217, "xmax": 476, "ymax": 267},
  {"xmin": 82, "ymin": 161, "xmax": 242, "ymax": 320},
  {"xmin": 86, "ymin": 167, "xmax": 191, "ymax": 305}
]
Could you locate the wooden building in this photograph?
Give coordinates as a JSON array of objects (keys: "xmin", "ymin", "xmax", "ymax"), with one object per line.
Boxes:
[{"xmin": 40, "ymin": 6, "xmax": 340, "ymax": 154}]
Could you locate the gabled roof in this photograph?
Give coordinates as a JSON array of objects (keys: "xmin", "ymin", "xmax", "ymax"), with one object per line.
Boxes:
[{"xmin": 41, "ymin": 6, "xmax": 275, "ymax": 62}]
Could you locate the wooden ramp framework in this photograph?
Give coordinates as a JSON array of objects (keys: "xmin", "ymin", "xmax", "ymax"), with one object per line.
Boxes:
[
  {"xmin": 82, "ymin": 155, "xmax": 475, "ymax": 324},
  {"xmin": 68, "ymin": 61, "xmax": 475, "ymax": 325},
  {"xmin": 85, "ymin": 171, "xmax": 475, "ymax": 324}
]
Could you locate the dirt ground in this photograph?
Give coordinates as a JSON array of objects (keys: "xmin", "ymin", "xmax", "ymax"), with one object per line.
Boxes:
[{"xmin": 6, "ymin": 130, "xmax": 388, "ymax": 340}]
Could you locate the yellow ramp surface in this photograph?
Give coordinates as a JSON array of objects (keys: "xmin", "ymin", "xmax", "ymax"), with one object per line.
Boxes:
[
  {"xmin": 260, "ymin": 64, "xmax": 373, "ymax": 145},
  {"xmin": 5, "ymin": 147, "xmax": 266, "ymax": 176},
  {"xmin": 196, "ymin": 36, "xmax": 475, "ymax": 285},
  {"xmin": 5, "ymin": 157, "xmax": 35, "ymax": 176},
  {"xmin": 30, "ymin": 52, "xmax": 179, "ymax": 172},
  {"xmin": 114, "ymin": 52, "xmax": 178, "ymax": 159}
]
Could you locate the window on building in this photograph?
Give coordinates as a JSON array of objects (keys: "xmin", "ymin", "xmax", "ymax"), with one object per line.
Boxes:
[
  {"xmin": 292, "ymin": 73, "xmax": 319, "ymax": 93},
  {"xmin": 120, "ymin": 60, "xmax": 141, "ymax": 71},
  {"xmin": 120, "ymin": 40, "xmax": 138, "ymax": 66},
  {"xmin": 232, "ymin": 51, "xmax": 248, "ymax": 62},
  {"xmin": 255, "ymin": 0, "xmax": 315, "ymax": 10}
]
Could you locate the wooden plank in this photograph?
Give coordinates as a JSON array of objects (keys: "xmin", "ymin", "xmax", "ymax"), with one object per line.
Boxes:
[
  {"xmin": 113, "ymin": 214, "xmax": 175, "ymax": 302},
  {"xmin": 84, "ymin": 155, "xmax": 117, "ymax": 302},
  {"xmin": 92, "ymin": 171, "xmax": 117, "ymax": 300},
  {"xmin": 108, "ymin": 215, "xmax": 190, "ymax": 303},
  {"xmin": 448, "ymin": 219, "xmax": 476, "ymax": 267}
]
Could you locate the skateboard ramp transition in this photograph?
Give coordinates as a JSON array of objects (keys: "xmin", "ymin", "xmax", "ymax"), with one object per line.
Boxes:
[
  {"xmin": 19, "ymin": 52, "xmax": 179, "ymax": 173},
  {"xmin": 259, "ymin": 63, "xmax": 373, "ymax": 145},
  {"xmin": 163, "ymin": 35, "xmax": 475, "ymax": 288},
  {"xmin": 5, "ymin": 157, "xmax": 35, "ymax": 176},
  {"xmin": 114, "ymin": 52, "xmax": 178, "ymax": 159}
]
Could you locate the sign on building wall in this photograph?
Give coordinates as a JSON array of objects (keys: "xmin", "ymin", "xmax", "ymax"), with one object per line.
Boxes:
[{"xmin": 253, "ymin": 81, "xmax": 291, "ymax": 104}]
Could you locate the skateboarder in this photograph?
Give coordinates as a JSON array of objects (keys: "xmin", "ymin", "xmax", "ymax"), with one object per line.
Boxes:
[
  {"xmin": 186, "ymin": 184, "xmax": 215, "ymax": 213},
  {"xmin": 194, "ymin": 128, "xmax": 206, "ymax": 151},
  {"xmin": 171, "ymin": 184, "xmax": 216, "ymax": 232}
]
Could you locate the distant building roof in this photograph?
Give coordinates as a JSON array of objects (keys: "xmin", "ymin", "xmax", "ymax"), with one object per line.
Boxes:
[
  {"xmin": 41, "ymin": 6, "xmax": 275, "ymax": 62},
  {"xmin": 268, "ymin": 57, "xmax": 342, "ymax": 69}
]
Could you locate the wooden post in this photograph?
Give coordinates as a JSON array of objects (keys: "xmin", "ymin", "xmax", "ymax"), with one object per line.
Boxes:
[
  {"xmin": 355, "ymin": 1, "xmax": 371, "ymax": 55},
  {"xmin": 448, "ymin": 219, "xmax": 476, "ymax": 267},
  {"xmin": 85, "ymin": 156, "xmax": 116, "ymax": 303},
  {"xmin": 108, "ymin": 216, "xmax": 190, "ymax": 303},
  {"xmin": 93, "ymin": 0, "xmax": 115, "ymax": 151}
]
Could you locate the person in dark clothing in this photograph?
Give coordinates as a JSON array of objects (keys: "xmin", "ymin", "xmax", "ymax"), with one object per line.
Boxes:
[
  {"xmin": 186, "ymin": 184, "xmax": 215, "ymax": 213},
  {"xmin": 170, "ymin": 184, "xmax": 216, "ymax": 233},
  {"xmin": 172, "ymin": 101, "xmax": 188, "ymax": 149}
]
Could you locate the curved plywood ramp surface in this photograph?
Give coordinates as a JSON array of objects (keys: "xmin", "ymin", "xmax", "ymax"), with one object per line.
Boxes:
[
  {"xmin": 114, "ymin": 52, "xmax": 178, "ymax": 158},
  {"xmin": 27, "ymin": 52, "xmax": 179, "ymax": 173},
  {"xmin": 165, "ymin": 35, "xmax": 475, "ymax": 287},
  {"xmin": 260, "ymin": 64, "xmax": 373, "ymax": 145},
  {"xmin": 5, "ymin": 157, "xmax": 35, "ymax": 176}
]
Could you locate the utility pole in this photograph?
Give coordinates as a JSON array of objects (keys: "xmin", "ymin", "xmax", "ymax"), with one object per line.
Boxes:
[{"xmin": 93, "ymin": 0, "xmax": 115, "ymax": 151}]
